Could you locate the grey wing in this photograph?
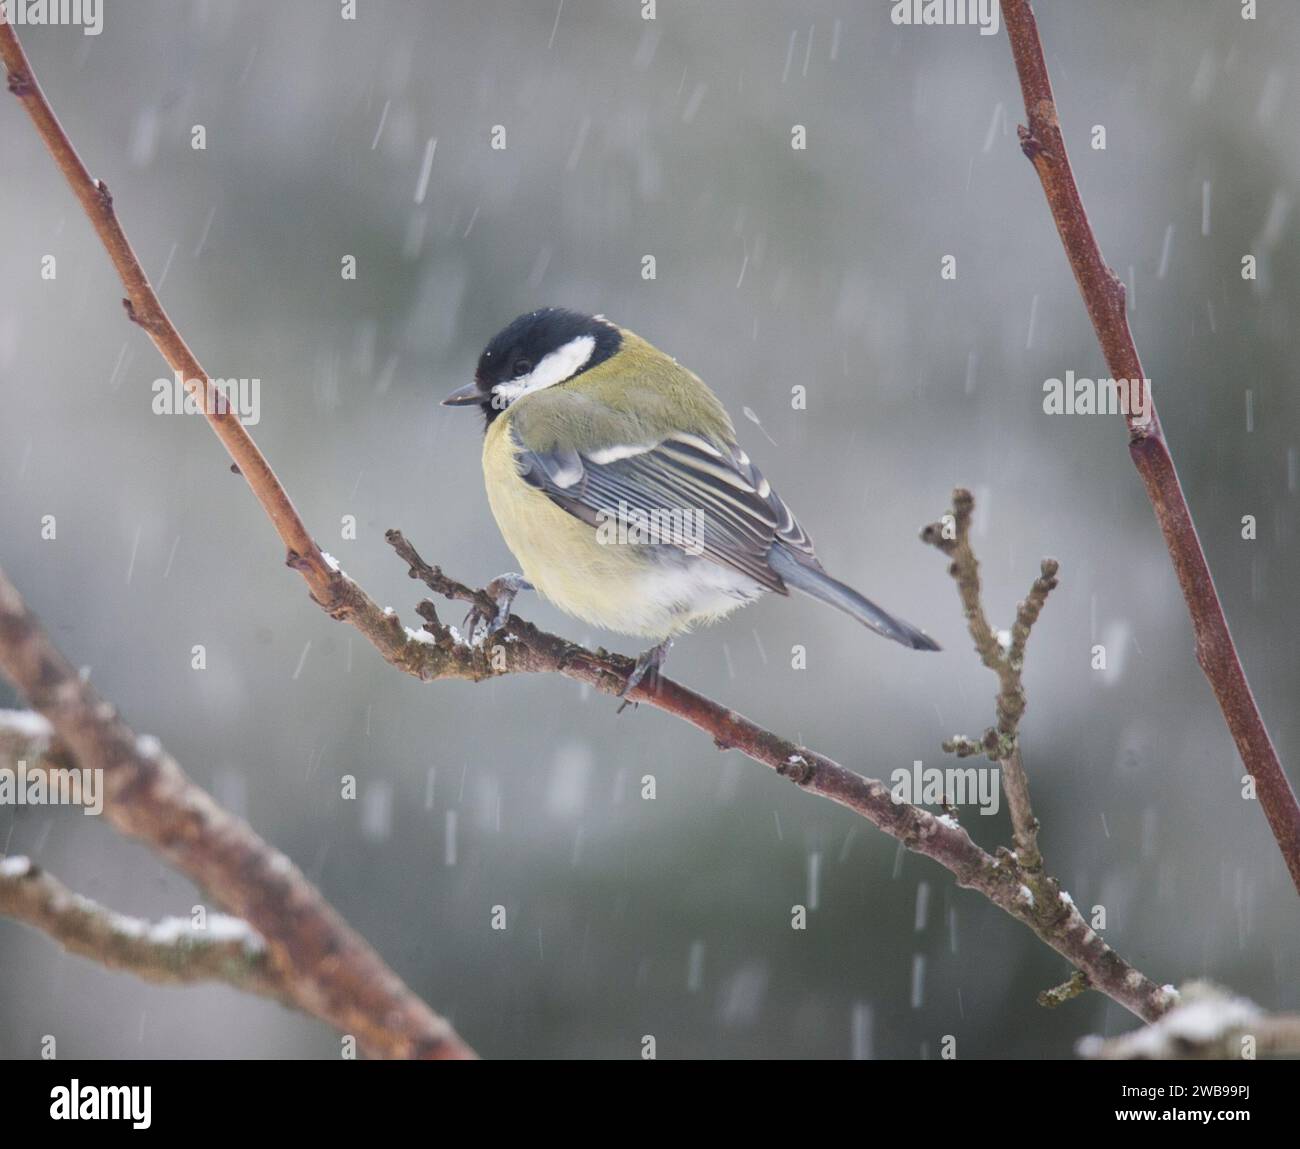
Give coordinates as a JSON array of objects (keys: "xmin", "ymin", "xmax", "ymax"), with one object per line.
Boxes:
[{"xmin": 515, "ymin": 429, "xmax": 817, "ymax": 593}]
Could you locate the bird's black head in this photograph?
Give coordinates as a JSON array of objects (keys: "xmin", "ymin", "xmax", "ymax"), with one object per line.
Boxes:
[{"xmin": 441, "ymin": 307, "xmax": 621, "ymax": 425}]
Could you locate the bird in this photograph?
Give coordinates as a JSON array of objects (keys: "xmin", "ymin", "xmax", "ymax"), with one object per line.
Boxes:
[{"xmin": 441, "ymin": 307, "xmax": 939, "ymax": 700}]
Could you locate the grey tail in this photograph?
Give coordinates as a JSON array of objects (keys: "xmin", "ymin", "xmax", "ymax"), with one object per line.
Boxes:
[{"xmin": 768, "ymin": 545, "xmax": 941, "ymax": 652}]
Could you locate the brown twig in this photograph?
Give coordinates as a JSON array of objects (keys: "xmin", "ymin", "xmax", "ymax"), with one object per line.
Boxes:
[
  {"xmin": 921, "ymin": 489, "xmax": 1056, "ymax": 870},
  {"xmin": 0, "ymin": 570, "xmax": 477, "ymax": 1060},
  {"xmin": 1000, "ymin": 0, "xmax": 1300, "ymax": 892},
  {"xmin": 0, "ymin": 20, "xmax": 1175, "ymax": 1025},
  {"xmin": 387, "ymin": 534, "xmax": 1175, "ymax": 1023},
  {"xmin": 0, "ymin": 23, "xmax": 338, "ymax": 610},
  {"xmin": 922, "ymin": 489, "xmax": 1105, "ymax": 1008},
  {"xmin": 0, "ymin": 856, "xmax": 283, "ymax": 1001}
]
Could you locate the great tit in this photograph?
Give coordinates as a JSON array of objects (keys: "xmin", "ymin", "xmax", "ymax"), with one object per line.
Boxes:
[{"xmin": 442, "ymin": 308, "xmax": 939, "ymax": 696}]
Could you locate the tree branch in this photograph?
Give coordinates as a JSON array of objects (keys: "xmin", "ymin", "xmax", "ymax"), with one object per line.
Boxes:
[
  {"xmin": 384, "ymin": 528, "xmax": 1174, "ymax": 1023},
  {"xmin": 0, "ymin": 856, "xmax": 283, "ymax": 1001},
  {"xmin": 0, "ymin": 18, "xmax": 1175, "ymax": 1026},
  {"xmin": 922, "ymin": 490, "xmax": 1056, "ymax": 875},
  {"xmin": 0, "ymin": 572, "xmax": 477, "ymax": 1060},
  {"xmin": 919, "ymin": 489, "xmax": 1166, "ymax": 1018},
  {"xmin": 0, "ymin": 22, "xmax": 338, "ymax": 610},
  {"xmin": 1000, "ymin": 0, "xmax": 1300, "ymax": 892}
]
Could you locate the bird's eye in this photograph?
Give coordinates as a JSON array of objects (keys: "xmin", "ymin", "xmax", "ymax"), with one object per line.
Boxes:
[{"xmin": 512, "ymin": 359, "xmax": 532, "ymax": 378}]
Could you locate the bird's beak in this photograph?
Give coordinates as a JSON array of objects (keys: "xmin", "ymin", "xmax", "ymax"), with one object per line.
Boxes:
[{"xmin": 440, "ymin": 382, "xmax": 482, "ymax": 407}]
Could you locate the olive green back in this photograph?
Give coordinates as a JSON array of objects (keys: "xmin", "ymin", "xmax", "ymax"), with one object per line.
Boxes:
[{"xmin": 506, "ymin": 330, "xmax": 737, "ymax": 454}]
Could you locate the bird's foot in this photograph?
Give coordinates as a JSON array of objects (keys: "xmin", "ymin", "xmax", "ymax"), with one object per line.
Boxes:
[
  {"xmin": 617, "ymin": 638, "xmax": 673, "ymax": 714},
  {"xmin": 464, "ymin": 573, "xmax": 533, "ymax": 642}
]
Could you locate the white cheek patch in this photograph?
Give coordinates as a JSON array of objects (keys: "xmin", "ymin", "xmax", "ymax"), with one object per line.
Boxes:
[{"xmin": 492, "ymin": 334, "xmax": 596, "ymax": 405}]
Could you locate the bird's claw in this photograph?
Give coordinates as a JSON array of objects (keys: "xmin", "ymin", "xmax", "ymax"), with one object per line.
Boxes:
[
  {"xmin": 617, "ymin": 639, "xmax": 673, "ymax": 714},
  {"xmin": 463, "ymin": 573, "xmax": 532, "ymax": 642}
]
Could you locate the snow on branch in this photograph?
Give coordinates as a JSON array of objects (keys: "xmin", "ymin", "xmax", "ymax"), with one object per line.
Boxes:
[
  {"xmin": 0, "ymin": 857, "xmax": 279, "ymax": 999},
  {"xmin": 1079, "ymin": 982, "xmax": 1300, "ymax": 1060},
  {"xmin": 0, "ymin": 566, "xmax": 475, "ymax": 1060}
]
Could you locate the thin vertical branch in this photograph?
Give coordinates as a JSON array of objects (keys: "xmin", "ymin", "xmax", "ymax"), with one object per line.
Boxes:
[
  {"xmin": 1000, "ymin": 0, "xmax": 1300, "ymax": 893},
  {"xmin": 0, "ymin": 22, "xmax": 338, "ymax": 608},
  {"xmin": 922, "ymin": 491, "xmax": 1055, "ymax": 871}
]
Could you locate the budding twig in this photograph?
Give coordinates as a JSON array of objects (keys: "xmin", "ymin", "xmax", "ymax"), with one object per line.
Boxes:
[
  {"xmin": 1038, "ymin": 971, "xmax": 1090, "ymax": 1010},
  {"xmin": 922, "ymin": 489, "xmax": 1084, "ymax": 1004},
  {"xmin": 922, "ymin": 488, "xmax": 1056, "ymax": 870}
]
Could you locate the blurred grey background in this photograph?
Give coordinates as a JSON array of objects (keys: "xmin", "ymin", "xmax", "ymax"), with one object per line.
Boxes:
[{"xmin": 1, "ymin": 0, "xmax": 1297, "ymax": 1060}]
